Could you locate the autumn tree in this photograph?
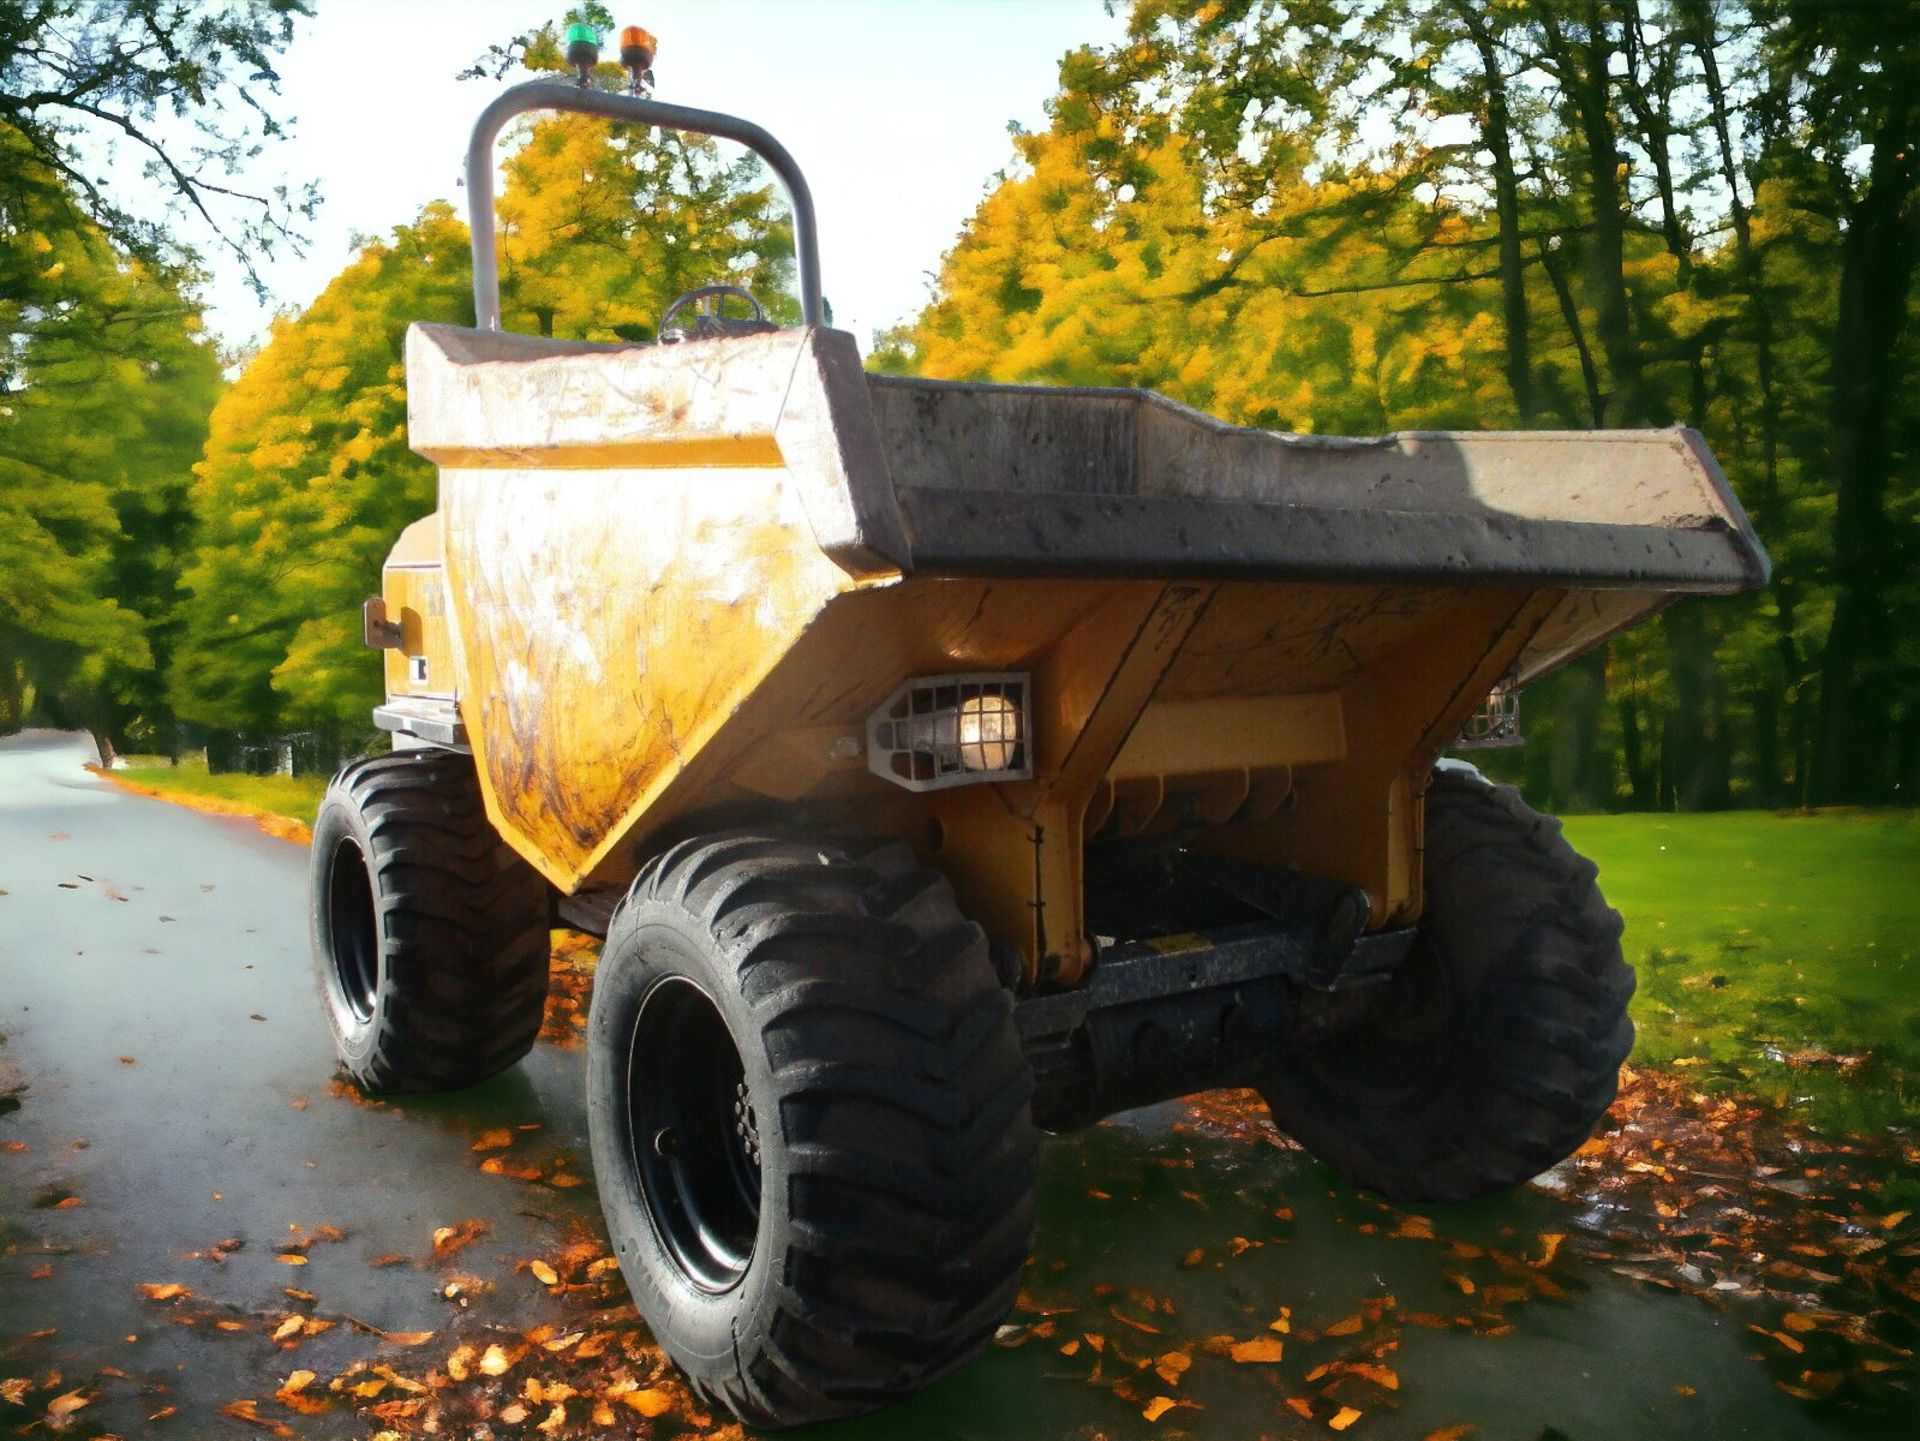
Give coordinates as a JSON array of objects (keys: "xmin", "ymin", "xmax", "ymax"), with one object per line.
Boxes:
[
  {"xmin": 887, "ymin": 0, "xmax": 1919, "ymax": 810},
  {"xmin": 171, "ymin": 25, "xmax": 796, "ymax": 737},
  {"xmin": 171, "ymin": 202, "xmax": 473, "ymax": 737},
  {"xmin": 496, "ymin": 111, "xmax": 797, "ymax": 340}
]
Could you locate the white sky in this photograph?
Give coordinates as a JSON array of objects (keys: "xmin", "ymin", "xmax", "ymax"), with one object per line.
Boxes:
[{"xmin": 201, "ymin": 0, "xmax": 1127, "ymax": 353}]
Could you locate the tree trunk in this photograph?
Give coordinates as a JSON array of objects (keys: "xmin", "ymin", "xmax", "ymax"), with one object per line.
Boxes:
[
  {"xmin": 1664, "ymin": 602, "xmax": 1731, "ymax": 810},
  {"xmin": 1897, "ymin": 703, "xmax": 1919, "ymax": 804},
  {"xmin": 1813, "ymin": 102, "xmax": 1919, "ymax": 803},
  {"xmin": 1536, "ymin": 234, "xmax": 1606, "ymax": 425},
  {"xmin": 0, "ymin": 640, "xmax": 21, "ymax": 735},
  {"xmin": 1621, "ymin": 0, "xmax": 1691, "ymax": 285},
  {"xmin": 1751, "ymin": 684, "xmax": 1781, "ymax": 807},
  {"xmin": 1618, "ymin": 689, "xmax": 1655, "ymax": 807},
  {"xmin": 1457, "ymin": 4, "xmax": 1535, "ymax": 422},
  {"xmin": 1546, "ymin": 650, "xmax": 1611, "ymax": 810},
  {"xmin": 1537, "ymin": 2, "xmax": 1661, "ymax": 426}
]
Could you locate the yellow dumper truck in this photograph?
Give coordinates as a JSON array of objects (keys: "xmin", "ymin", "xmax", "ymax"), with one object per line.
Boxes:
[{"xmin": 307, "ymin": 47, "xmax": 1769, "ymax": 1429}]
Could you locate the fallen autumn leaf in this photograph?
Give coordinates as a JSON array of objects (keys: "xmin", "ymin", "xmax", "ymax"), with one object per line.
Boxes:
[
  {"xmin": 1229, "ymin": 1336, "xmax": 1286, "ymax": 1363},
  {"xmin": 621, "ymin": 1387, "xmax": 672, "ymax": 1418}
]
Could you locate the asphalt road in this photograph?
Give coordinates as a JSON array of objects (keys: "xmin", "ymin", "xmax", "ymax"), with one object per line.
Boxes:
[
  {"xmin": 0, "ymin": 729, "xmax": 1856, "ymax": 1439},
  {"xmin": 0, "ymin": 732, "xmax": 598, "ymax": 1436}
]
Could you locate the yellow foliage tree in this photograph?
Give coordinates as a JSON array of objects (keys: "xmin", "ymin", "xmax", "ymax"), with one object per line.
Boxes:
[
  {"xmin": 175, "ymin": 91, "xmax": 795, "ymax": 735},
  {"xmin": 885, "ymin": 83, "xmax": 1518, "ymax": 437}
]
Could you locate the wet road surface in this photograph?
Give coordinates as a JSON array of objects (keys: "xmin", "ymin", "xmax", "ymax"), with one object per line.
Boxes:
[{"xmin": 0, "ymin": 730, "xmax": 1873, "ymax": 1438}]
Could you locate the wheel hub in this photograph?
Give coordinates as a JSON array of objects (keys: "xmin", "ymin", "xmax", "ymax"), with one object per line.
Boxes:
[
  {"xmin": 625, "ymin": 975, "xmax": 762, "ymax": 1293},
  {"xmin": 323, "ymin": 837, "xmax": 379, "ymax": 1024}
]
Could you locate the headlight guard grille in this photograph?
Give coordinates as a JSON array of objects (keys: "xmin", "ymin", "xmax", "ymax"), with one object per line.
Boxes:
[{"xmin": 867, "ymin": 673, "xmax": 1032, "ymax": 791}]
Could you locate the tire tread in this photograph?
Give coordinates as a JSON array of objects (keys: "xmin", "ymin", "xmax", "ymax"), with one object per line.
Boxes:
[
  {"xmin": 1262, "ymin": 766, "xmax": 1633, "ymax": 1203},
  {"xmin": 312, "ymin": 750, "xmax": 549, "ymax": 1093},
  {"xmin": 603, "ymin": 831, "xmax": 1037, "ymax": 1428}
]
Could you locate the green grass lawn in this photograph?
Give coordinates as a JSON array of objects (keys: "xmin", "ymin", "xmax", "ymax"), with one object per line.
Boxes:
[
  {"xmin": 1564, "ymin": 809, "xmax": 1920, "ymax": 1135},
  {"xmin": 113, "ymin": 755, "xmax": 327, "ymax": 825}
]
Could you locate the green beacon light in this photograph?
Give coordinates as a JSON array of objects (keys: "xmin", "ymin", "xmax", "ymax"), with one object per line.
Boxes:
[{"xmin": 563, "ymin": 21, "xmax": 600, "ymax": 86}]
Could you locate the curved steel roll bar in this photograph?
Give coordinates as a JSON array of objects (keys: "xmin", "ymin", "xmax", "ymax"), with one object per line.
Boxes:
[{"xmin": 465, "ymin": 79, "xmax": 825, "ymax": 331}]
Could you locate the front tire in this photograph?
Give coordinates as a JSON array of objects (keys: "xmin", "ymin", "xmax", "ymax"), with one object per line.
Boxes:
[
  {"xmin": 1260, "ymin": 765, "xmax": 1633, "ymax": 1202},
  {"xmin": 309, "ymin": 749, "xmax": 550, "ymax": 1093},
  {"xmin": 587, "ymin": 833, "xmax": 1038, "ymax": 1429}
]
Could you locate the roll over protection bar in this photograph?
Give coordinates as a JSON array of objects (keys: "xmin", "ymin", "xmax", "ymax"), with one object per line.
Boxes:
[{"xmin": 465, "ymin": 79, "xmax": 826, "ymax": 332}]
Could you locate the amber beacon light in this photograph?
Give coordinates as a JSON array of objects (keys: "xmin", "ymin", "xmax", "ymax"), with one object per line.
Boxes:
[{"xmin": 619, "ymin": 24, "xmax": 657, "ymax": 93}]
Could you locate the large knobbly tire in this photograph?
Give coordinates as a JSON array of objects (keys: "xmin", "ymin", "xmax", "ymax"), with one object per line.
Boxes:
[
  {"xmin": 309, "ymin": 749, "xmax": 550, "ymax": 1093},
  {"xmin": 587, "ymin": 832, "xmax": 1038, "ymax": 1430},
  {"xmin": 1260, "ymin": 764, "xmax": 1633, "ymax": 1203}
]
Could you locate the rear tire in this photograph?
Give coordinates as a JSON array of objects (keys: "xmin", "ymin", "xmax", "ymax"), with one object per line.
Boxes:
[
  {"xmin": 587, "ymin": 832, "xmax": 1038, "ymax": 1429},
  {"xmin": 309, "ymin": 749, "xmax": 550, "ymax": 1093},
  {"xmin": 1259, "ymin": 765, "xmax": 1633, "ymax": 1202}
]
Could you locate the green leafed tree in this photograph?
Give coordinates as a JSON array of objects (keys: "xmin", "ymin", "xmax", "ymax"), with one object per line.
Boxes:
[
  {"xmin": 0, "ymin": 0, "xmax": 316, "ymax": 295},
  {"xmin": 3, "ymin": 0, "xmax": 313, "ymax": 748},
  {"xmin": 0, "ymin": 129, "xmax": 220, "ymax": 746}
]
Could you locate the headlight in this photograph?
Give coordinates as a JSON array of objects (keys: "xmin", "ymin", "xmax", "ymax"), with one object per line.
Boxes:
[{"xmin": 868, "ymin": 674, "xmax": 1032, "ymax": 791}]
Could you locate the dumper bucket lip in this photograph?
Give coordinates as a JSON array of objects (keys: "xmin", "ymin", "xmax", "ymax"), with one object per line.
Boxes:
[
  {"xmin": 895, "ymin": 484, "xmax": 1768, "ymax": 591},
  {"xmin": 867, "ymin": 375, "xmax": 1770, "ymax": 594}
]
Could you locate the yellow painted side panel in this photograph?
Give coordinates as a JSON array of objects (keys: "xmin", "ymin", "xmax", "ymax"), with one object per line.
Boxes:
[
  {"xmin": 1189, "ymin": 587, "xmax": 1564, "ymax": 926},
  {"xmin": 598, "ymin": 575, "xmax": 1155, "ymax": 838},
  {"xmin": 380, "ymin": 566, "xmax": 456, "ymax": 700},
  {"xmin": 1110, "ymin": 693, "xmax": 1347, "ymax": 777},
  {"xmin": 440, "ymin": 464, "xmax": 862, "ymax": 889}
]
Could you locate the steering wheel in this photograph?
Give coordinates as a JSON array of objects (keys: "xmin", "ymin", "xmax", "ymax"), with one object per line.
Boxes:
[{"xmin": 659, "ymin": 284, "xmax": 774, "ymax": 342}]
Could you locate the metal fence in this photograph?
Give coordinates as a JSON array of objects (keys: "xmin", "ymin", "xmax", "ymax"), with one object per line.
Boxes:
[{"xmin": 203, "ymin": 730, "xmax": 364, "ymax": 778}]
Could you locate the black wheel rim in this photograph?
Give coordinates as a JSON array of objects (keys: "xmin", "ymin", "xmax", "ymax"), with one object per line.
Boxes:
[
  {"xmin": 627, "ymin": 975, "xmax": 761, "ymax": 1293},
  {"xmin": 325, "ymin": 837, "xmax": 379, "ymax": 1024},
  {"xmin": 1300, "ymin": 933, "xmax": 1455, "ymax": 1108}
]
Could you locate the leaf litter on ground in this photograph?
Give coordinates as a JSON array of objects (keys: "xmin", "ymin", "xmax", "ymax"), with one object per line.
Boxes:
[{"xmin": 10, "ymin": 920, "xmax": 1911, "ymax": 1437}]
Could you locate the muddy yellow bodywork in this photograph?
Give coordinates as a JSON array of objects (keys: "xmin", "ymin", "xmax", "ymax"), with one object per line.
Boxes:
[{"xmin": 380, "ymin": 322, "xmax": 1767, "ymax": 984}]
